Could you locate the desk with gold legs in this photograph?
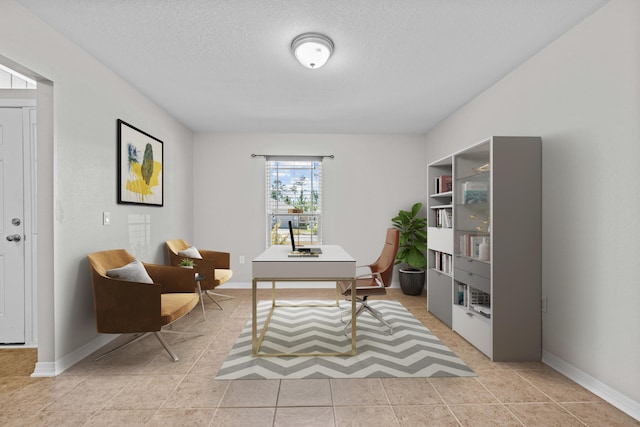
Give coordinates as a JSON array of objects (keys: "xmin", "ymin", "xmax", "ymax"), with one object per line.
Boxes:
[{"xmin": 251, "ymin": 245, "xmax": 357, "ymax": 357}]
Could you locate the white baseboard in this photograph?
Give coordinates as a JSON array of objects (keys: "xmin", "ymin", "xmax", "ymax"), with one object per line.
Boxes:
[
  {"xmin": 31, "ymin": 334, "xmax": 118, "ymax": 377},
  {"xmin": 542, "ymin": 350, "xmax": 640, "ymax": 421},
  {"xmin": 31, "ymin": 361, "xmax": 56, "ymax": 377}
]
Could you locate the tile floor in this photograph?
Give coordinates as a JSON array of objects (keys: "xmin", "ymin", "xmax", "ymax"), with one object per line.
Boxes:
[{"xmin": 0, "ymin": 288, "xmax": 637, "ymax": 426}]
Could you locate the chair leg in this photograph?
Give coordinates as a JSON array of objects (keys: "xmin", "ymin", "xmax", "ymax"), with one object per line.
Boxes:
[
  {"xmin": 195, "ymin": 282, "xmax": 207, "ymax": 319},
  {"xmin": 342, "ymin": 303, "xmax": 367, "ymax": 335},
  {"xmin": 342, "ymin": 298, "xmax": 393, "ymax": 335},
  {"xmin": 94, "ymin": 327, "xmax": 206, "ymax": 362},
  {"xmin": 94, "ymin": 332, "xmax": 150, "ymax": 361},
  {"xmin": 363, "ymin": 303, "xmax": 393, "ymax": 335},
  {"xmin": 205, "ymin": 290, "xmax": 234, "ymax": 310},
  {"xmin": 153, "ymin": 332, "xmax": 179, "ymax": 361}
]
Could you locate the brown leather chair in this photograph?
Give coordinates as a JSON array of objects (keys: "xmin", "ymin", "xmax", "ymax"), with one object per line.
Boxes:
[
  {"xmin": 339, "ymin": 228, "xmax": 400, "ymax": 334},
  {"xmin": 87, "ymin": 249, "xmax": 200, "ymax": 361},
  {"xmin": 166, "ymin": 239, "xmax": 234, "ymax": 310}
]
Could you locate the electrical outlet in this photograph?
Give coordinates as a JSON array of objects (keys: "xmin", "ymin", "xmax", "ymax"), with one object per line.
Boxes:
[
  {"xmin": 239, "ymin": 256, "xmax": 245, "ymax": 265},
  {"xmin": 541, "ymin": 296, "xmax": 548, "ymax": 313}
]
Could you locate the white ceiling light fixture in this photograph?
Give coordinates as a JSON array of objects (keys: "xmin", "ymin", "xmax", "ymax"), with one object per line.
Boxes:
[{"xmin": 291, "ymin": 33, "xmax": 334, "ymax": 69}]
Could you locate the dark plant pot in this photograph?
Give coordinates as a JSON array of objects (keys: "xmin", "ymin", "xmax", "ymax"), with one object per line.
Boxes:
[{"xmin": 399, "ymin": 268, "xmax": 425, "ymax": 296}]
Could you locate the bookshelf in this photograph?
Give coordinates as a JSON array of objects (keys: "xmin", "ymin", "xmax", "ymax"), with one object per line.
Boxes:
[
  {"xmin": 426, "ymin": 156, "xmax": 454, "ymax": 327},
  {"xmin": 427, "ymin": 136, "xmax": 542, "ymax": 361}
]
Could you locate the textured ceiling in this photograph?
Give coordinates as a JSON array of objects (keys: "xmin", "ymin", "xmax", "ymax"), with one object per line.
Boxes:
[{"xmin": 16, "ymin": 0, "xmax": 609, "ymax": 134}]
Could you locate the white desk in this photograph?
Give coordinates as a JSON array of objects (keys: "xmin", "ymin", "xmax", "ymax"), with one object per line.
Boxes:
[{"xmin": 252, "ymin": 244, "xmax": 356, "ymax": 356}]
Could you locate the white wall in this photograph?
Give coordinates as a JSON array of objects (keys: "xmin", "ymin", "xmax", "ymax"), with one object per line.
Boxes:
[
  {"xmin": 193, "ymin": 133, "xmax": 425, "ymax": 283},
  {"xmin": 0, "ymin": 0, "xmax": 195, "ymax": 372},
  {"xmin": 424, "ymin": 0, "xmax": 640, "ymax": 415}
]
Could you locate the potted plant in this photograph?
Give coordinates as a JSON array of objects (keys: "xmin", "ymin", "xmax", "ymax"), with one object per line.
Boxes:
[
  {"xmin": 179, "ymin": 258, "xmax": 196, "ymax": 269},
  {"xmin": 392, "ymin": 202, "xmax": 428, "ymax": 295}
]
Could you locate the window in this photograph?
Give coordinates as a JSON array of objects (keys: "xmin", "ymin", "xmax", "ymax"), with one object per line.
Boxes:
[
  {"xmin": 0, "ymin": 64, "xmax": 37, "ymax": 89},
  {"xmin": 265, "ymin": 157, "xmax": 322, "ymax": 248}
]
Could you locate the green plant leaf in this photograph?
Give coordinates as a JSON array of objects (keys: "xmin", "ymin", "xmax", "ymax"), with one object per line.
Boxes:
[{"xmin": 392, "ymin": 201, "xmax": 428, "ymax": 269}]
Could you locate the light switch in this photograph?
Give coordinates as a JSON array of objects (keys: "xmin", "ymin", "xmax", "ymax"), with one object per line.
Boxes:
[{"xmin": 103, "ymin": 211, "xmax": 111, "ymax": 226}]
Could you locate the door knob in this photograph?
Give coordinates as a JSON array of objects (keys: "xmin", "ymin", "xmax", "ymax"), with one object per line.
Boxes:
[{"xmin": 6, "ymin": 234, "xmax": 21, "ymax": 242}]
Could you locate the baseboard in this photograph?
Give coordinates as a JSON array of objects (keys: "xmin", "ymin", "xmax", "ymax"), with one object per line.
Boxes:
[
  {"xmin": 31, "ymin": 334, "xmax": 118, "ymax": 377},
  {"xmin": 542, "ymin": 350, "xmax": 640, "ymax": 421},
  {"xmin": 31, "ymin": 361, "xmax": 56, "ymax": 377}
]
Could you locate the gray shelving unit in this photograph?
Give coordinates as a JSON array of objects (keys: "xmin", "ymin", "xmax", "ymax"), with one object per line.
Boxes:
[{"xmin": 427, "ymin": 136, "xmax": 542, "ymax": 362}]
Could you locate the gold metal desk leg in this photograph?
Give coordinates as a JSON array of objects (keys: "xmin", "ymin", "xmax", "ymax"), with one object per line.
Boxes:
[
  {"xmin": 252, "ymin": 278, "xmax": 257, "ymax": 355},
  {"xmin": 351, "ymin": 279, "xmax": 356, "ymax": 355}
]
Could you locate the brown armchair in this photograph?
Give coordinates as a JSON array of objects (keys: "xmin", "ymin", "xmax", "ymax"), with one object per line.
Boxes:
[
  {"xmin": 339, "ymin": 228, "xmax": 400, "ymax": 334},
  {"xmin": 166, "ymin": 239, "xmax": 234, "ymax": 310},
  {"xmin": 87, "ymin": 249, "xmax": 200, "ymax": 361}
]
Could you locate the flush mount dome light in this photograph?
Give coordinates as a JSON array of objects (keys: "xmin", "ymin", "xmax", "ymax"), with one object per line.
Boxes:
[{"xmin": 291, "ymin": 33, "xmax": 334, "ymax": 69}]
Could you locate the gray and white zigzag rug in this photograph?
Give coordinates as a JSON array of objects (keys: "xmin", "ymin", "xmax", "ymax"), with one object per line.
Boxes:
[{"xmin": 215, "ymin": 300, "xmax": 475, "ymax": 379}]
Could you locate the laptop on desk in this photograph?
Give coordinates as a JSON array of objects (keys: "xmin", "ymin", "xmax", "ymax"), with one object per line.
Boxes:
[{"xmin": 288, "ymin": 220, "xmax": 322, "ymax": 256}]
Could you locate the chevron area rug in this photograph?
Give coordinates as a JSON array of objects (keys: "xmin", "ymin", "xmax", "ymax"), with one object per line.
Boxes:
[{"xmin": 215, "ymin": 300, "xmax": 475, "ymax": 379}]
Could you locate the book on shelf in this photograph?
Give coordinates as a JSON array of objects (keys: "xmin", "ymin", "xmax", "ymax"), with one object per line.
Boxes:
[
  {"xmin": 456, "ymin": 283, "xmax": 467, "ymax": 306},
  {"xmin": 462, "ymin": 181, "xmax": 488, "ymax": 204},
  {"xmin": 435, "ymin": 208, "xmax": 452, "ymax": 228},
  {"xmin": 439, "ymin": 175, "xmax": 452, "ymax": 192},
  {"xmin": 459, "ymin": 233, "xmax": 488, "ymax": 258},
  {"xmin": 433, "ymin": 251, "xmax": 452, "ymax": 274},
  {"xmin": 434, "ymin": 175, "xmax": 452, "ymax": 194}
]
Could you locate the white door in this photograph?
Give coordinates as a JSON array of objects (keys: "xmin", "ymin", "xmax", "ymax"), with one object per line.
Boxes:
[{"xmin": 0, "ymin": 108, "xmax": 25, "ymax": 344}]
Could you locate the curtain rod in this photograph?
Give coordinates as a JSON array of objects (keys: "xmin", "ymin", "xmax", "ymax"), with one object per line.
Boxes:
[{"xmin": 251, "ymin": 154, "xmax": 334, "ymax": 159}]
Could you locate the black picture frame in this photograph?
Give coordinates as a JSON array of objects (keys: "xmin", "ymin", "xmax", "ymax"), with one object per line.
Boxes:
[{"xmin": 117, "ymin": 119, "xmax": 164, "ymax": 206}]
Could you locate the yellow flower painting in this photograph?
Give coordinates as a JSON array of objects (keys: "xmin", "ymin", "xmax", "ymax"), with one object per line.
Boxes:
[{"xmin": 118, "ymin": 120, "xmax": 164, "ymax": 206}]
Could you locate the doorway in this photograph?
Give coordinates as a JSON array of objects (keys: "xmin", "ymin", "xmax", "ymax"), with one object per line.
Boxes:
[{"xmin": 0, "ymin": 102, "xmax": 35, "ymax": 345}]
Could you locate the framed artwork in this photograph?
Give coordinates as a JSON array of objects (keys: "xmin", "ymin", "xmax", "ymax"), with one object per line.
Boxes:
[{"xmin": 117, "ymin": 119, "xmax": 164, "ymax": 206}]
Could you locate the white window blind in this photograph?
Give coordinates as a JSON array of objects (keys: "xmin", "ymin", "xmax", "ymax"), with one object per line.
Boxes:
[{"xmin": 265, "ymin": 157, "xmax": 322, "ymax": 248}]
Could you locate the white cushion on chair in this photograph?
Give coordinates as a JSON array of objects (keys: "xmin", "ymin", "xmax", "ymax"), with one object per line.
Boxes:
[
  {"xmin": 178, "ymin": 246, "xmax": 203, "ymax": 259},
  {"xmin": 106, "ymin": 259, "xmax": 153, "ymax": 284}
]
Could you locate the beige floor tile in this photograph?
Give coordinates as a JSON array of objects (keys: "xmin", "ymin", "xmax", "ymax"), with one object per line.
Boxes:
[
  {"xmin": 334, "ymin": 405, "xmax": 398, "ymax": 427},
  {"xmin": 561, "ymin": 402, "xmax": 640, "ymax": 426},
  {"xmin": 278, "ymin": 379, "xmax": 332, "ymax": 406},
  {"xmin": 449, "ymin": 403, "xmax": 522, "ymax": 426},
  {"xmin": 516, "ymin": 369, "xmax": 602, "ymax": 403},
  {"xmin": 393, "ymin": 405, "xmax": 459, "ymax": 426},
  {"xmin": 44, "ymin": 375, "xmax": 133, "ymax": 411},
  {"xmin": 454, "ymin": 347, "xmax": 507, "ymax": 372},
  {"xmin": 84, "ymin": 409, "xmax": 156, "ymax": 426},
  {"xmin": 19, "ymin": 410, "xmax": 94, "ymax": 427},
  {"xmin": 502, "ymin": 361, "xmax": 552, "ymax": 371},
  {"xmin": 419, "ymin": 315, "xmax": 451, "ymax": 332},
  {"xmin": 476, "ymin": 370, "xmax": 550, "ymax": 403},
  {"xmin": 139, "ymin": 349, "xmax": 201, "ymax": 375},
  {"xmin": 148, "ymin": 408, "xmax": 216, "ymax": 426},
  {"xmin": 212, "ymin": 407, "xmax": 276, "ymax": 427},
  {"xmin": 331, "ymin": 378, "xmax": 389, "ymax": 406},
  {"xmin": 429, "ymin": 377, "xmax": 498, "ymax": 404},
  {"xmin": 104, "ymin": 374, "xmax": 184, "ymax": 410},
  {"xmin": 381, "ymin": 377, "xmax": 443, "ymax": 405},
  {"xmin": 162, "ymin": 374, "xmax": 228, "ymax": 409},
  {"xmin": 433, "ymin": 329, "xmax": 474, "ymax": 350},
  {"xmin": 505, "ymin": 402, "xmax": 585, "ymax": 426},
  {"xmin": 188, "ymin": 349, "xmax": 229, "ymax": 375},
  {"xmin": 275, "ymin": 406, "xmax": 335, "ymax": 427},
  {"xmin": 220, "ymin": 379, "xmax": 280, "ymax": 407},
  {"xmin": 1, "ymin": 289, "xmax": 636, "ymax": 426}
]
